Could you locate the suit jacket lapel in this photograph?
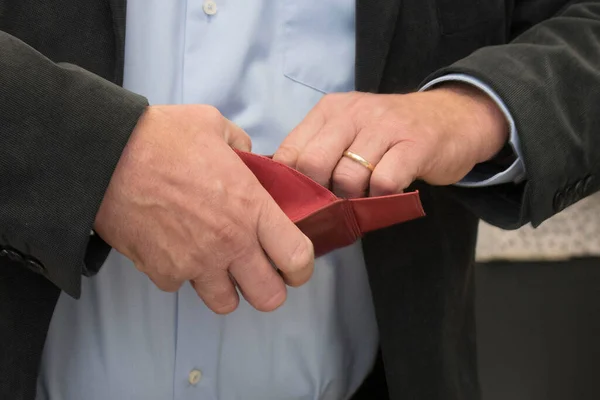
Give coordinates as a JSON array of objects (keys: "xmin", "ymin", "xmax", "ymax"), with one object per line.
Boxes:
[
  {"xmin": 355, "ymin": 0, "xmax": 402, "ymax": 93},
  {"xmin": 107, "ymin": 0, "xmax": 128, "ymax": 85}
]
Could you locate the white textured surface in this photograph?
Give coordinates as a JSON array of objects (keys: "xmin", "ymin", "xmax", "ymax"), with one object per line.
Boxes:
[{"xmin": 476, "ymin": 192, "xmax": 600, "ymax": 261}]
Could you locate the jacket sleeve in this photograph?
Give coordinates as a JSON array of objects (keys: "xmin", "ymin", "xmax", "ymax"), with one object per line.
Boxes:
[
  {"xmin": 423, "ymin": 1, "xmax": 600, "ymax": 229},
  {"xmin": 0, "ymin": 31, "xmax": 148, "ymax": 298}
]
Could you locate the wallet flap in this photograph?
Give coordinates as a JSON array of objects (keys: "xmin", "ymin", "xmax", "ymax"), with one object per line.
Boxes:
[
  {"xmin": 350, "ymin": 192, "xmax": 426, "ymax": 233},
  {"xmin": 294, "ymin": 200, "xmax": 360, "ymax": 257},
  {"xmin": 236, "ymin": 150, "xmax": 426, "ymax": 252}
]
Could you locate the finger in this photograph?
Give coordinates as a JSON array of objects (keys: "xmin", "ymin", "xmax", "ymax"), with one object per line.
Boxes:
[
  {"xmin": 331, "ymin": 128, "xmax": 390, "ymax": 198},
  {"xmin": 147, "ymin": 274, "xmax": 184, "ymax": 293},
  {"xmin": 190, "ymin": 270, "xmax": 241, "ymax": 314},
  {"xmin": 228, "ymin": 246, "xmax": 287, "ymax": 312},
  {"xmin": 369, "ymin": 142, "xmax": 422, "ymax": 197},
  {"xmin": 272, "ymin": 106, "xmax": 326, "ymax": 167},
  {"xmin": 256, "ymin": 196, "xmax": 315, "ymax": 287},
  {"xmin": 295, "ymin": 118, "xmax": 357, "ymax": 187},
  {"xmin": 224, "ymin": 121, "xmax": 252, "ymax": 152}
]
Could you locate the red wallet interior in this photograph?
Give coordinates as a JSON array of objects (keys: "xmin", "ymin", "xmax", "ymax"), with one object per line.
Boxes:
[{"xmin": 235, "ymin": 150, "xmax": 426, "ymax": 256}]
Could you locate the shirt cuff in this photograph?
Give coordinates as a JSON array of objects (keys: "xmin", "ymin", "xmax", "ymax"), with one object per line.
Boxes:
[{"xmin": 419, "ymin": 74, "xmax": 526, "ymax": 187}]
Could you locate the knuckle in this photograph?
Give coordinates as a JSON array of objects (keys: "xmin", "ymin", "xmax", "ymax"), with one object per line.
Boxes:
[
  {"xmin": 355, "ymin": 96, "xmax": 390, "ymax": 125},
  {"xmin": 380, "ymin": 113, "xmax": 401, "ymax": 132},
  {"xmin": 297, "ymin": 148, "xmax": 327, "ymax": 176},
  {"xmin": 319, "ymin": 93, "xmax": 337, "ymax": 106},
  {"xmin": 211, "ymin": 222, "xmax": 254, "ymax": 264},
  {"xmin": 150, "ymin": 276, "xmax": 181, "ymax": 293},
  {"xmin": 133, "ymin": 261, "xmax": 148, "ymax": 274},
  {"xmin": 200, "ymin": 105, "xmax": 225, "ymax": 126},
  {"xmin": 153, "ymin": 251, "xmax": 202, "ymax": 283},
  {"xmin": 318, "ymin": 93, "xmax": 346, "ymax": 111},
  {"xmin": 156, "ymin": 285, "xmax": 179, "ymax": 293},
  {"xmin": 212, "ymin": 221, "xmax": 243, "ymax": 247},
  {"xmin": 372, "ymin": 99, "xmax": 391, "ymax": 118},
  {"xmin": 156, "ymin": 264, "xmax": 187, "ymax": 284},
  {"xmin": 149, "ymin": 260, "xmax": 175, "ymax": 280}
]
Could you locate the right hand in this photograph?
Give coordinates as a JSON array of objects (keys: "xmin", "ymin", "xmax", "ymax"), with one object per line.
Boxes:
[{"xmin": 94, "ymin": 105, "xmax": 314, "ymax": 314}]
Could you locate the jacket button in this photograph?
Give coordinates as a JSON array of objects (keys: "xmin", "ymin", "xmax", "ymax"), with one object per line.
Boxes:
[
  {"xmin": 5, "ymin": 249, "xmax": 23, "ymax": 262},
  {"xmin": 583, "ymin": 175, "xmax": 594, "ymax": 193},
  {"xmin": 575, "ymin": 179, "xmax": 585, "ymax": 197},
  {"xmin": 563, "ymin": 185, "xmax": 577, "ymax": 208},
  {"xmin": 553, "ymin": 191, "xmax": 565, "ymax": 211},
  {"xmin": 26, "ymin": 258, "xmax": 46, "ymax": 275}
]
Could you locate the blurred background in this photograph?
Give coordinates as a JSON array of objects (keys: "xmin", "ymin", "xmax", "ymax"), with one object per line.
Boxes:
[{"xmin": 475, "ymin": 192, "xmax": 600, "ymax": 400}]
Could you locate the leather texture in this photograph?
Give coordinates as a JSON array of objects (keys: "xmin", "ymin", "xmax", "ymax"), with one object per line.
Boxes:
[{"xmin": 236, "ymin": 150, "xmax": 425, "ymax": 257}]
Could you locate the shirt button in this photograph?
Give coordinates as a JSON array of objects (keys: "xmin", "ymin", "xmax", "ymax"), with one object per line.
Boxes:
[
  {"xmin": 26, "ymin": 258, "xmax": 46, "ymax": 275},
  {"xmin": 188, "ymin": 369, "xmax": 202, "ymax": 385},
  {"xmin": 203, "ymin": 0, "xmax": 218, "ymax": 15}
]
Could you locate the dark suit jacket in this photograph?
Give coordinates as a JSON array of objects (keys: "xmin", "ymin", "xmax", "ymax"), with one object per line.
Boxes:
[{"xmin": 1, "ymin": 1, "xmax": 599, "ymax": 399}]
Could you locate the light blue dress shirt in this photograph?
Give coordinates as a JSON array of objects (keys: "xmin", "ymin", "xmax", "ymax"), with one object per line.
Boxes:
[
  {"xmin": 37, "ymin": 2, "xmax": 523, "ymax": 400},
  {"xmin": 38, "ymin": 2, "xmax": 378, "ymax": 400}
]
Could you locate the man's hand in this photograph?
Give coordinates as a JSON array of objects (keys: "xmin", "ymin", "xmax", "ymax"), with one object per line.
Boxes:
[
  {"xmin": 94, "ymin": 105, "xmax": 314, "ymax": 314},
  {"xmin": 273, "ymin": 84, "xmax": 509, "ymax": 198}
]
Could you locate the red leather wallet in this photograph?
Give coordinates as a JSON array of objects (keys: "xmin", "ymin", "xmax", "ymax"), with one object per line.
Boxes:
[{"xmin": 236, "ymin": 150, "xmax": 426, "ymax": 257}]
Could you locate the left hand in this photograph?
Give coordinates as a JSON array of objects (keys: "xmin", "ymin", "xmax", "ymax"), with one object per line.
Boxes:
[{"xmin": 273, "ymin": 84, "xmax": 509, "ymax": 198}]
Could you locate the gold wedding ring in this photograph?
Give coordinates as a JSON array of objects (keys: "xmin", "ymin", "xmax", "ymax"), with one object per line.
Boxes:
[{"xmin": 342, "ymin": 150, "xmax": 375, "ymax": 172}]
